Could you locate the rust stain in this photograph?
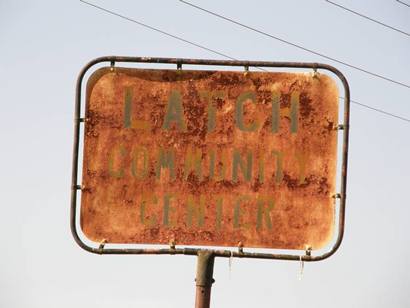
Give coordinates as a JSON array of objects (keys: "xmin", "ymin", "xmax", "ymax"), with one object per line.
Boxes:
[{"xmin": 80, "ymin": 67, "xmax": 339, "ymax": 250}]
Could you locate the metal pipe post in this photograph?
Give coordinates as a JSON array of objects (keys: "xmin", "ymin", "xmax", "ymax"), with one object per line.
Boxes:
[{"xmin": 195, "ymin": 250, "xmax": 215, "ymax": 308}]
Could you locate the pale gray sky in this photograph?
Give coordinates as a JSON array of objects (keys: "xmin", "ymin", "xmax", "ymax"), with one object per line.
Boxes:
[{"xmin": 1, "ymin": 0, "xmax": 410, "ymax": 307}]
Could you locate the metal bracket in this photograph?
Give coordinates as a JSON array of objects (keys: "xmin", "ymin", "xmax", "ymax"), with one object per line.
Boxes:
[
  {"xmin": 237, "ymin": 242, "xmax": 244, "ymax": 254},
  {"xmin": 332, "ymin": 193, "xmax": 342, "ymax": 199},
  {"xmin": 169, "ymin": 239, "xmax": 176, "ymax": 252},
  {"xmin": 333, "ymin": 124, "xmax": 345, "ymax": 130},
  {"xmin": 244, "ymin": 65, "xmax": 249, "ymax": 76},
  {"xmin": 98, "ymin": 239, "xmax": 107, "ymax": 254},
  {"xmin": 312, "ymin": 67, "xmax": 319, "ymax": 79},
  {"xmin": 305, "ymin": 246, "xmax": 312, "ymax": 257}
]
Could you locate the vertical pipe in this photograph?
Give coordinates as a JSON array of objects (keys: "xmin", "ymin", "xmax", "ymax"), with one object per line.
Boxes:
[{"xmin": 195, "ymin": 251, "xmax": 215, "ymax": 308}]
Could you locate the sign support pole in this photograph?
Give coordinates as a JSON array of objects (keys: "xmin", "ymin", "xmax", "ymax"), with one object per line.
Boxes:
[{"xmin": 195, "ymin": 250, "xmax": 215, "ymax": 308}]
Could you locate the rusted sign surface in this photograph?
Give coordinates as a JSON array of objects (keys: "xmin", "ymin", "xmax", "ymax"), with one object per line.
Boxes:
[{"xmin": 81, "ymin": 67, "xmax": 339, "ymax": 250}]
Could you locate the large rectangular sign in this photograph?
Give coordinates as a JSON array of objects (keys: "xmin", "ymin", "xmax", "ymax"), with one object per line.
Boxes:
[{"xmin": 80, "ymin": 67, "xmax": 339, "ymax": 250}]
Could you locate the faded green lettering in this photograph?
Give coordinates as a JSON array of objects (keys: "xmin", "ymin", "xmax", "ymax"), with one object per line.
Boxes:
[
  {"xmin": 209, "ymin": 149, "xmax": 227, "ymax": 181},
  {"xmin": 233, "ymin": 196, "xmax": 251, "ymax": 229},
  {"xmin": 256, "ymin": 197, "xmax": 274, "ymax": 230},
  {"xmin": 200, "ymin": 91, "xmax": 225, "ymax": 133},
  {"xmin": 184, "ymin": 147, "xmax": 202, "ymax": 181},
  {"xmin": 207, "ymin": 102, "xmax": 217, "ymax": 133},
  {"xmin": 155, "ymin": 148, "xmax": 176, "ymax": 181},
  {"xmin": 258, "ymin": 152, "xmax": 265, "ymax": 184},
  {"xmin": 186, "ymin": 195, "xmax": 205, "ymax": 227},
  {"xmin": 163, "ymin": 194, "xmax": 175, "ymax": 227},
  {"xmin": 290, "ymin": 91, "xmax": 299, "ymax": 133},
  {"xmin": 131, "ymin": 146, "xmax": 149, "ymax": 179},
  {"xmin": 232, "ymin": 149, "xmax": 253, "ymax": 183},
  {"xmin": 124, "ymin": 88, "xmax": 132, "ymax": 128},
  {"xmin": 139, "ymin": 195, "xmax": 158, "ymax": 226},
  {"xmin": 235, "ymin": 91, "xmax": 259, "ymax": 132},
  {"xmin": 108, "ymin": 145, "xmax": 126, "ymax": 178},
  {"xmin": 162, "ymin": 90, "xmax": 187, "ymax": 131},
  {"xmin": 271, "ymin": 150, "xmax": 284, "ymax": 184},
  {"xmin": 271, "ymin": 91, "xmax": 280, "ymax": 133},
  {"xmin": 123, "ymin": 88, "xmax": 150, "ymax": 130},
  {"xmin": 215, "ymin": 196, "xmax": 223, "ymax": 230}
]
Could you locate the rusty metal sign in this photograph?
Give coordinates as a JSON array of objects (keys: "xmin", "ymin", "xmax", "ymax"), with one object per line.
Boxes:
[{"xmin": 71, "ymin": 57, "xmax": 349, "ymax": 261}]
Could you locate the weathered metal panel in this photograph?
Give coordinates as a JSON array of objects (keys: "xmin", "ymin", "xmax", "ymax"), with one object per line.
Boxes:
[{"xmin": 81, "ymin": 67, "xmax": 338, "ymax": 250}]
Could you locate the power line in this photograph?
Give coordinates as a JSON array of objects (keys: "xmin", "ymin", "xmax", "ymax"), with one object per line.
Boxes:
[
  {"xmin": 79, "ymin": 0, "xmax": 410, "ymax": 124},
  {"xmin": 325, "ymin": 0, "xmax": 409, "ymax": 37},
  {"xmin": 349, "ymin": 99, "xmax": 410, "ymax": 123},
  {"xmin": 397, "ymin": 0, "xmax": 410, "ymax": 8},
  {"xmin": 79, "ymin": 0, "xmax": 235, "ymax": 60},
  {"xmin": 179, "ymin": 0, "xmax": 410, "ymax": 90}
]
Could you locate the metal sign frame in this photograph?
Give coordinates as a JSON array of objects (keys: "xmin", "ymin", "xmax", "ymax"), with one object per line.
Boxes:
[{"xmin": 70, "ymin": 56, "xmax": 350, "ymax": 262}]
